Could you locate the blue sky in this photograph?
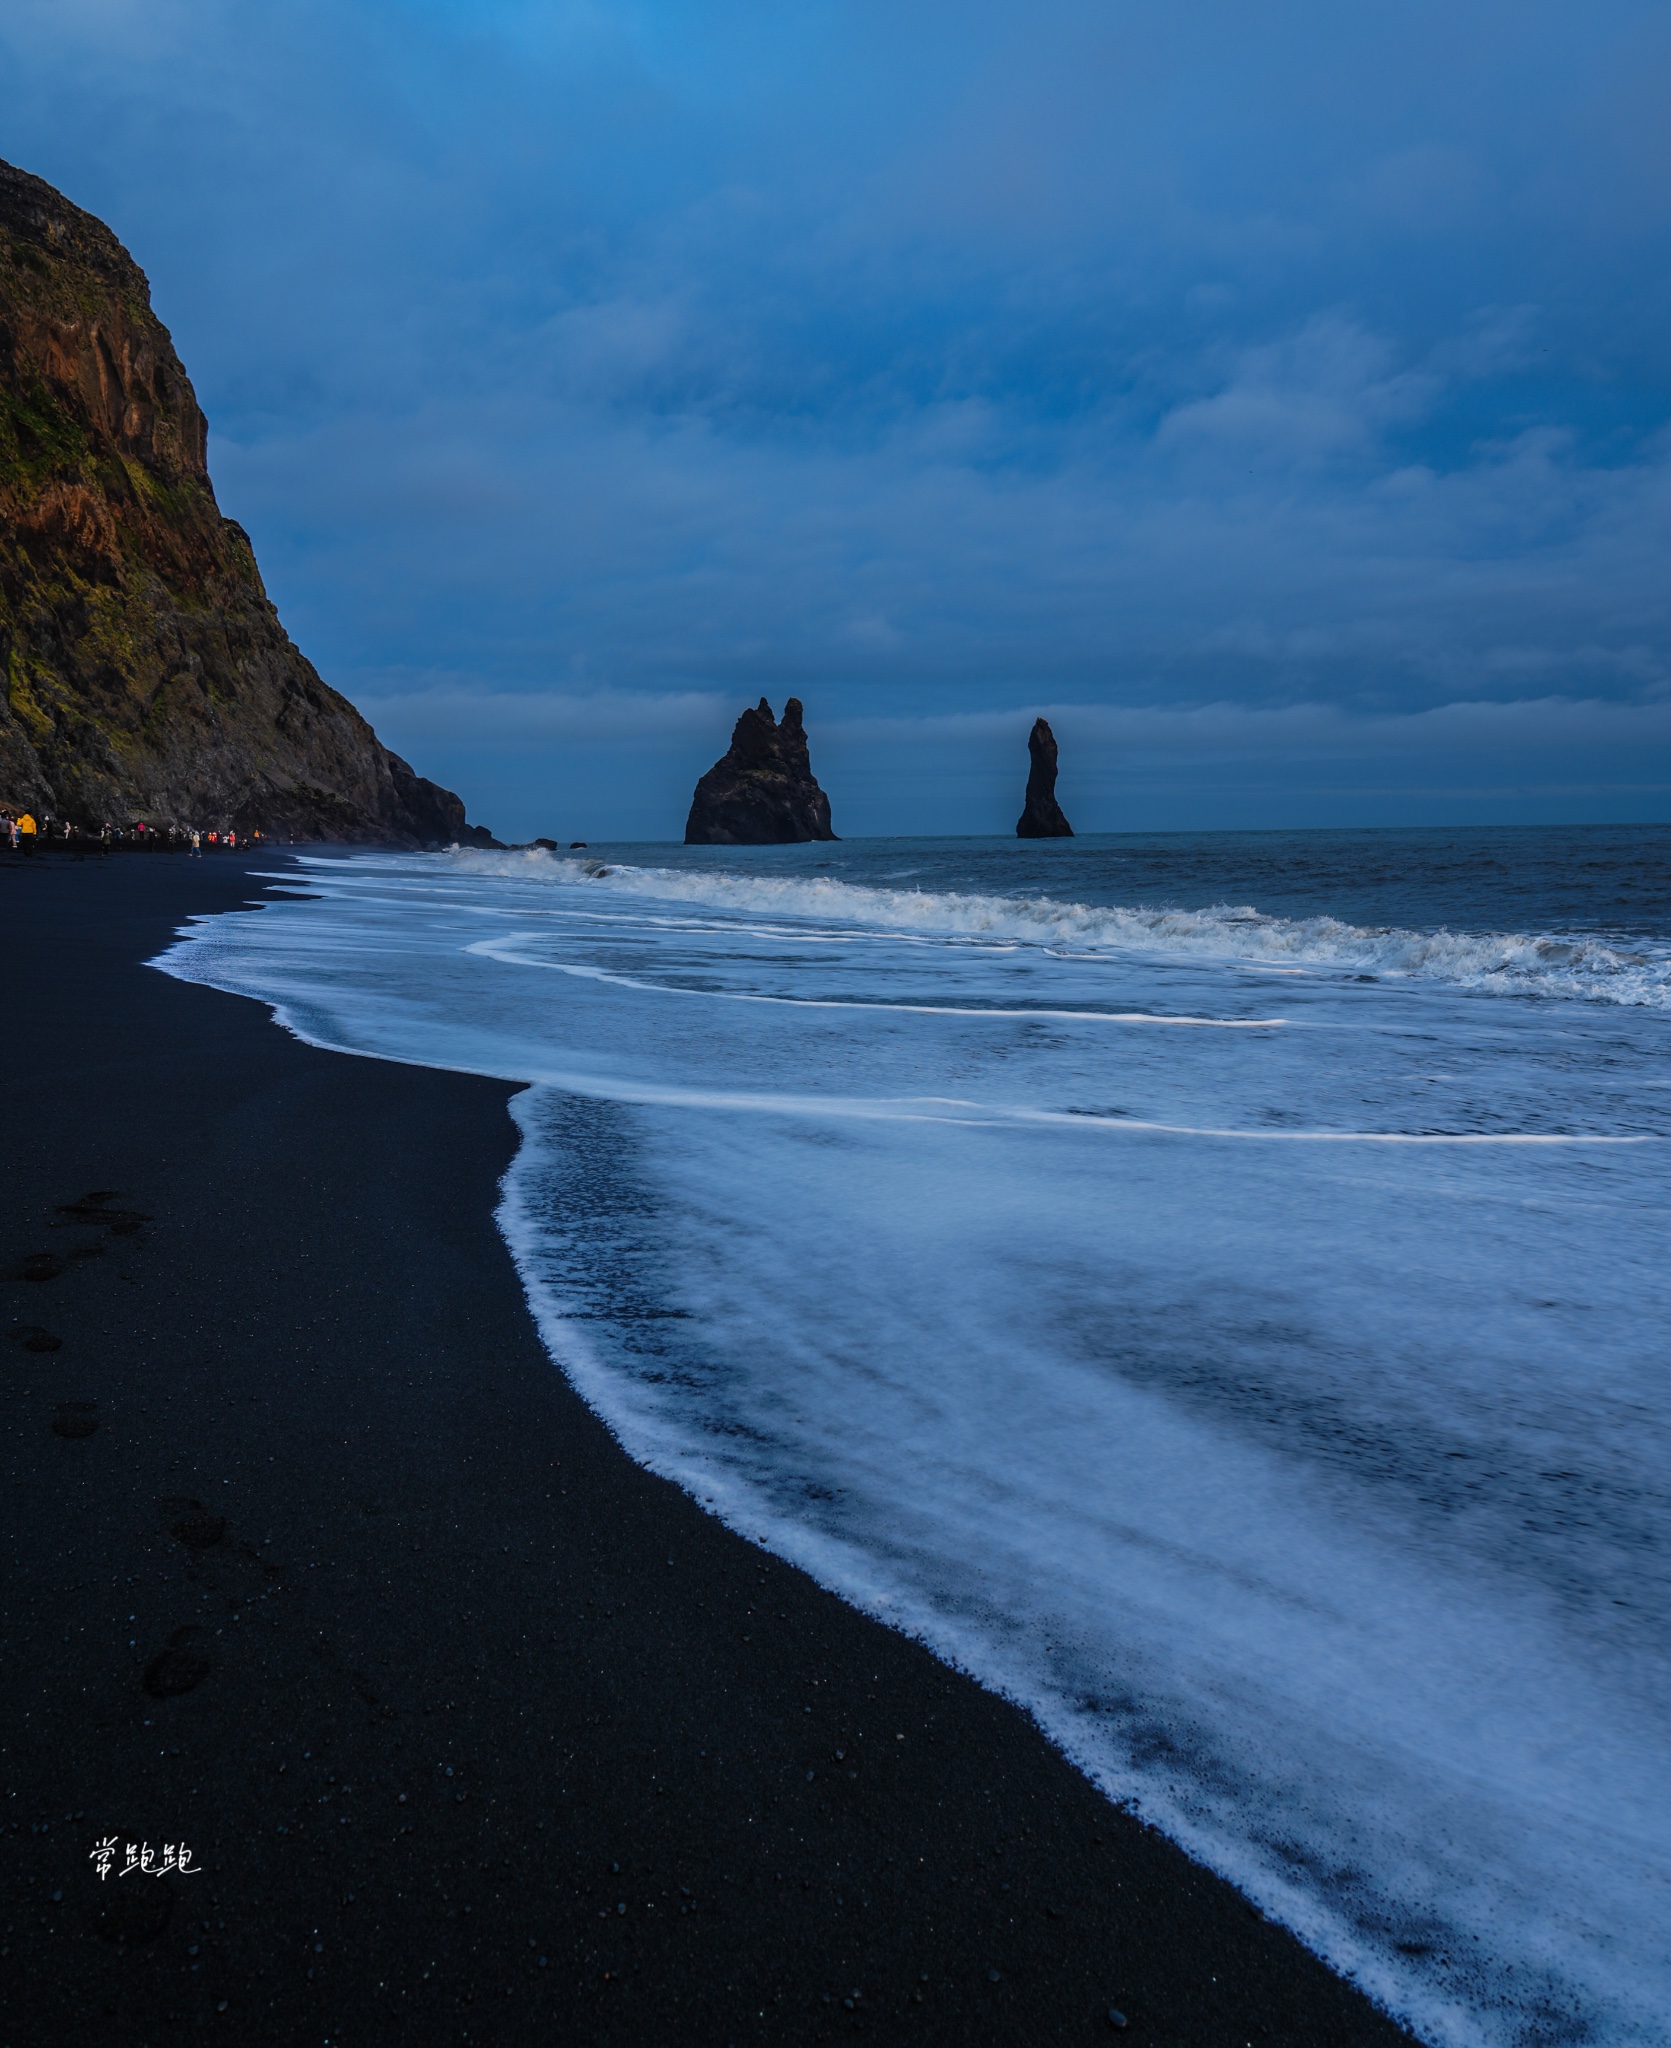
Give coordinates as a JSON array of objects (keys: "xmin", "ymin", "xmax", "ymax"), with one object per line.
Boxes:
[{"xmin": 5, "ymin": 0, "xmax": 1671, "ymax": 840}]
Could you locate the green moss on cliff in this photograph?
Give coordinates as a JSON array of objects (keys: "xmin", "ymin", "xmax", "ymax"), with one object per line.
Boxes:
[{"xmin": 0, "ymin": 377, "xmax": 88, "ymax": 486}]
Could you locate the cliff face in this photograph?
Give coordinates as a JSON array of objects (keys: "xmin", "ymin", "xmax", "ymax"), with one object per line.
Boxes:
[
  {"xmin": 0, "ymin": 160, "xmax": 492, "ymax": 844},
  {"xmin": 685, "ymin": 697, "xmax": 837, "ymax": 844},
  {"xmin": 1016, "ymin": 717, "xmax": 1073, "ymax": 838}
]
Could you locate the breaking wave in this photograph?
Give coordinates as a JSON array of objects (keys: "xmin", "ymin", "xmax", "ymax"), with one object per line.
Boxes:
[{"xmin": 455, "ymin": 850, "xmax": 1671, "ymax": 1006}]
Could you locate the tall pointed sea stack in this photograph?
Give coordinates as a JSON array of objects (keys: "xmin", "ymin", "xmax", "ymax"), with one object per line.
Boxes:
[
  {"xmin": 0, "ymin": 159, "xmax": 494, "ymax": 843},
  {"xmin": 1016, "ymin": 717, "xmax": 1073, "ymax": 838},
  {"xmin": 685, "ymin": 697, "xmax": 837, "ymax": 844}
]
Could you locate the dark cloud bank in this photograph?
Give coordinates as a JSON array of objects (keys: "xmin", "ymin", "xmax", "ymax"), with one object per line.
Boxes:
[{"xmin": 5, "ymin": 0, "xmax": 1670, "ymax": 838}]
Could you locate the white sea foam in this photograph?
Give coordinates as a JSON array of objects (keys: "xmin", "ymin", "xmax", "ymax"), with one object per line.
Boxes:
[
  {"xmin": 155, "ymin": 848, "xmax": 1671, "ymax": 2048},
  {"xmin": 464, "ymin": 932, "xmax": 1292, "ymax": 1024},
  {"xmin": 451, "ymin": 848, "xmax": 1671, "ymax": 1008}
]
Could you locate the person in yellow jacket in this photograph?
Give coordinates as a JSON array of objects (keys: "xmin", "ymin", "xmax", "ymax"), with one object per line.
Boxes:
[{"xmin": 16, "ymin": 812, "xmax": 38, "ymax": 851}]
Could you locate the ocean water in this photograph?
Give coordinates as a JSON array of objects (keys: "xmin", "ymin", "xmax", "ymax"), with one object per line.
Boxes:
[{"xmin": 155, "ymin": 826, "xmax": 1671, "ymax": 2047}]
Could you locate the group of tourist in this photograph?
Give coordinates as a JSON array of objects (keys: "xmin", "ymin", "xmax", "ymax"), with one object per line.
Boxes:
[{"xmin": 2, "ymin": 814, "xmax": 265, "ymax": 853}]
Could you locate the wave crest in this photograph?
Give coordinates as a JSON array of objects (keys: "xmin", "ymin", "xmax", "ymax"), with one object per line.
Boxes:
[{"xmin": 445, "ymin": 850, "xmax": 1671, "ymax": 1007}]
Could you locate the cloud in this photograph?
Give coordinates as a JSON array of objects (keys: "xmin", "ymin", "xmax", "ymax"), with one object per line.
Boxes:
[
  {"xmin": 353, "ymin": 684, "xmax": 727, "ymax": 746},
  {"xmin": 345, "ymin": 684, "xmax": 1671, "ymax": 840},
  {"xmin": 3, "ymin": 0, "xmax": 1670, "ymax": 833},
  {"xmin": 221, "ymin": 382, "xmax": 1671, "ymax": 720},
  {"xmin": 828, "ymin": 695, "xmax": 1671, "ymax": 756},
  {"xmin": 1154, "ymin": 316, "xmax": 1438, "ymax": 462}
]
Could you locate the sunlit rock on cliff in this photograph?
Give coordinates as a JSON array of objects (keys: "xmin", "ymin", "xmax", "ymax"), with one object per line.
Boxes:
[{"xmin": 0, "ymin": 159, "xmax": 494, "ymax": 844}]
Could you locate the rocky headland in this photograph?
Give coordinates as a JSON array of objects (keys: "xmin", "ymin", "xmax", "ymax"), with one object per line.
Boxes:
[
  {"xmin": 0, "ymin": 160, "xmax": 493, "ymax": 844},
  {"xmin": 1016, "ymin": 716, "xmax": 1073, "ymax": 838},
  {"xmin": 685, "ymin": 696, "xmax": 836, "ymax": 844}
]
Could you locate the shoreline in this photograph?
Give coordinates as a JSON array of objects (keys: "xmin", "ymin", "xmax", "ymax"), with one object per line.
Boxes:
[{"xmin": 2, "ymin": 848, "xmax": 1416, "ymax": 2045}]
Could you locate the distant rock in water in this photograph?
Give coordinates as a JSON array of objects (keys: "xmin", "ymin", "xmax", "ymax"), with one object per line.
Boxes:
[
  {"xmin": 1016, "ymin": 717, "xmax": 1073, "ymax": 838},
  {"xmin": 0, "ymin": 159, "xmax": 496, "ymax": 845},
  {"xmin": 685, "ymin": 697, "xmax": 837, "ymax": 845}
]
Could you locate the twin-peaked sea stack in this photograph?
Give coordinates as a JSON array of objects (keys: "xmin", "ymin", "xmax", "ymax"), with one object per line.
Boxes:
[
  {"xmin": 685, "ymin": 697, "xmax": 837, "ymax": 844},
  {"xmin": 0, "ymin": 159, "xmax": 494, "ymax": 843},
  {"xmin": 1016, "ymin": 716, "xmax": 1073, "ymax": 837}
]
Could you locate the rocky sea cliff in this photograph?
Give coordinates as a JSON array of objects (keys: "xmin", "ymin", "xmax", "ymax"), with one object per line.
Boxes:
[{"xmin": 0, "ymin": 160, "xmax": 490, "ymax": 844}]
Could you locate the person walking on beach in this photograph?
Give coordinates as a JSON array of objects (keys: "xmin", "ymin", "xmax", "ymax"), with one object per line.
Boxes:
[{"xmin": 17, "ymin": 812, "xmax": 38, "ymax": 853}]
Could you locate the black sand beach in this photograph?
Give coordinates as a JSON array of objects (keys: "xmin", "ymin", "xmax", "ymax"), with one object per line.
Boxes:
[{"xmin": 1, "ymin": 850, "xmax": 1414, "ymax": 2046}]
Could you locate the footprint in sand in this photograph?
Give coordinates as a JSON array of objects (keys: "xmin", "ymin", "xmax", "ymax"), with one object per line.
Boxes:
[
  {"xmin": 9, "ymin": 1252, "xmax": 68, "ymax": 1283},
  {"xmin": 4, "ymin": 1194, "xmax": 151, "ymax": 1289},
  {"xmin": 56, "ymin": 1191, "xmax": 151, "ymax": 1238},
  {"xmin": 9, "ymin": 1325, "xmax": 62, "ymax": 1352},
  {"xmin": 51, "ymin": 1401, "xmax": 99, "ymax": 1439},
  {"xmin": 162, "ymin": 1497, "xmax": 228, "ymax": 1550},
  {"xmin": 143, "ymin": 1625, "xmax": 212, "ymax": 1699}
]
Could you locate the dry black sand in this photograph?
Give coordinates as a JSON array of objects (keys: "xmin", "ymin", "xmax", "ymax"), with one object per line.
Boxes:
[{"xmin": 0, "ymin": 850, "xmax": 1416, "ymax": 2046}]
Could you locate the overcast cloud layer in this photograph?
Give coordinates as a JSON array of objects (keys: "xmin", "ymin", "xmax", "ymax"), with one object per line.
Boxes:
[{"xmin": 5, "ymin": 0, "xmax": 1671, "ymax": 838}]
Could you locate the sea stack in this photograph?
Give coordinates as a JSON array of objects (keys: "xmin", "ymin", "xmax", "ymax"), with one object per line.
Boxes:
[
  {"xmin": 1016, "ymin": 717, "xmax": 1073, "ymax": 838},
  {"xmin": 685, "ymin": 697, "xmax": 837, "ymax": 844},
  {"xmin": 0, "ymin": 159, "xmax": 494, "ymax": 844}
]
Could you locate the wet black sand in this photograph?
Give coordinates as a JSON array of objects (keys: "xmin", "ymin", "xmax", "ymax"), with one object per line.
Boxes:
[{"xmin": 0, "ymin": 849, "xmax": 1416, "ymax": 2046}]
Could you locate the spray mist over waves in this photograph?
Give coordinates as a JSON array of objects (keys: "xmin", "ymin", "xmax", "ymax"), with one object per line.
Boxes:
[{"xmin": 456, "ymin": 850, "xmax": 1671, "ymax": 1008}]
